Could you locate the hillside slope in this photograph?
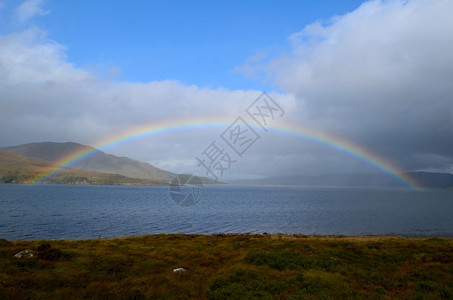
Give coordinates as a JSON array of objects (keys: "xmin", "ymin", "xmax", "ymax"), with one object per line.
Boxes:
[
  {"xmin": 4, "ymin": 142, "xmax": 174, "ymax": 183},
  {"xmin": 0, "ymin": 149, "xmax": 166, "ymax": 185}
]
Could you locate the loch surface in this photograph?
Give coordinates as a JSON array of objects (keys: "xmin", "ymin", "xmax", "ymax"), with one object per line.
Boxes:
[{"xmin": 0, "ymin": 184, "xmax": 452, "ymax": 240}]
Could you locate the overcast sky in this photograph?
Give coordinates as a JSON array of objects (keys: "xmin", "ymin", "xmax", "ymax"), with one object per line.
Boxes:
[{"xmin": 0, "ymin": 0, "xmax": 452, "ymax": 180}]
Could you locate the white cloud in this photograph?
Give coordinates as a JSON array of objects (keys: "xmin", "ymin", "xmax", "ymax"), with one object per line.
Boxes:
[
  {"xmin": 15, "ymin": 0, "xmax": 49, "ymax": 23},
  {"xmin": 0, "ymin": 26, "xmax": 295, "ymax": 177}
]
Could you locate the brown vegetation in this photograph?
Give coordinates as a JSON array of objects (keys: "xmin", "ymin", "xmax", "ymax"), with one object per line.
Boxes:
[{"xmin": 0, "ymin": 234, "xmax": 452, "ymax": 299}]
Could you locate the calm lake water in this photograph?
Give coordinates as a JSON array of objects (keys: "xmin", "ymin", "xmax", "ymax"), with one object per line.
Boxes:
[{"xmin": 0, "ymin": 184, "xmax": 452, "ymax": 240}]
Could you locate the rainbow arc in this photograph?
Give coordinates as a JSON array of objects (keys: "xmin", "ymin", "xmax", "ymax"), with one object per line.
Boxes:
[{"xmin": 31, "ymin": 118, "xmax": 424, "ymax": 190}]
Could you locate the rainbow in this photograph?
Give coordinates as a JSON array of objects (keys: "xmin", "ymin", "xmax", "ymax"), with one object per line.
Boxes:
[{"xmin": 31, "ymin": 118, "xmax": 424, "ymax": 190}]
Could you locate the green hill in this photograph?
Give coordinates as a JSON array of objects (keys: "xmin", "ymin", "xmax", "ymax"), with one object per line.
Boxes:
[
  {"xmin": 2, "ymin": 142, "xmax": 219, "ymax": 184},
  {"xmin": 4, "ymin": 142, "xmax": 174, "ymax": 183},
  {"xmin": 0, "ymin": 149, "xmax": 166, "ymax": 185}
]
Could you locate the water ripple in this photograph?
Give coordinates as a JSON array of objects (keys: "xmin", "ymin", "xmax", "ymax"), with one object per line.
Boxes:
[{"xmin": 0, "ymin": 185, "xmax": 452, "ymax": 240}]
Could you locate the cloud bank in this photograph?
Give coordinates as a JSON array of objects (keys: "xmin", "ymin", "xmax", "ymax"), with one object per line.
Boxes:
[
  {"xmin": 0, "ymin": 25, "xmax": 295, "ymax": 177},
  {"xmin": 257, "ymin": 0, "xmax": 453, "ymax": 174}
]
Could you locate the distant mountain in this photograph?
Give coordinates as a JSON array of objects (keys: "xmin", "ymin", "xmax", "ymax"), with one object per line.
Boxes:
[
  {"xmin": 229, "ymin": 172, "xmax": 453, "ymax": 189},
  {"xmin": 406, "ymin": 172, "xmax": 453, "ymax": 189},
  {"xmin": 4, "ymin": 142, "xmax": 174, "ymax": 182},
  {"xmin": 3, "ymin": 142, "xmax": 218, "ymax": 184},
  {"xmin": 0, "ymin": 149, "xmax": 166, "ymax": 185}
]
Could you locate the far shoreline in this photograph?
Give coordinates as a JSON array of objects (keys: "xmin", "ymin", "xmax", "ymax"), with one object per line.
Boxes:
[{"xmin": 3, "ymin": 232, "xmax": 453, "ymax": 242}]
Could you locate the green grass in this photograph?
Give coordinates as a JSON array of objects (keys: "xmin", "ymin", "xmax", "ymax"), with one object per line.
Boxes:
[{"xmin": 0, "ymin": 234, "xmax": 452, "ymax": 299}]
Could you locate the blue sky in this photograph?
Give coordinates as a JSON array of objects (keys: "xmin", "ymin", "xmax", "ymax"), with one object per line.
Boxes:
[
  {"xmin": 1, "ymin": 0, "xmax": 364, "ymax": 90},
  {"xmin": 1, "ymin": 0, "xmax": 452, "ymax": 179}
]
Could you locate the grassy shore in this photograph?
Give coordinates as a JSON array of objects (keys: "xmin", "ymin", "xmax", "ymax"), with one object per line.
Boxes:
[{"xmin": 1, "ymin": 234, "xmax": 452, "ymax": 299}]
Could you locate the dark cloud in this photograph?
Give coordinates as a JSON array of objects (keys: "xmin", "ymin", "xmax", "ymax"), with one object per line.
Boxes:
[{"xmin": 258, "ymin": 0, "xmax": 453, "ymax": 174}]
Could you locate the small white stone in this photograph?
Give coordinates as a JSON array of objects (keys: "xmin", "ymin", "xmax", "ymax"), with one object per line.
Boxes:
[
  {"xmin": 14, "ymin": 249, "xmax": 35, "ymax": 258},
  {"xmin": 173, "ymin": 267, "xmax": 186, "ymax": 273}
]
